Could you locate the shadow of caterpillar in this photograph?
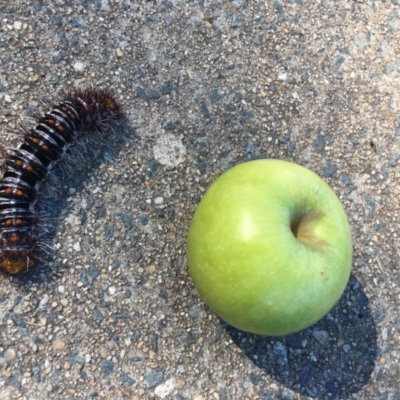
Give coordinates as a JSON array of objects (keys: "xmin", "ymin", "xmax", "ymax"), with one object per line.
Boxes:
[{"xmin": 0, "ymin": 87, "xmax": 125, "ymax": 274}]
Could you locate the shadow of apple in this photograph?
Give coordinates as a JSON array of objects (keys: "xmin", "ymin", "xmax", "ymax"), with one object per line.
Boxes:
[{"xmin": 226, "ymin": 274, "xmax": 377, "ymax": 399}]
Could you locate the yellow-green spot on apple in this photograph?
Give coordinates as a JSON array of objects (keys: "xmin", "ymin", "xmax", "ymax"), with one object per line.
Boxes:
[{"xmin": 186, "ymin": 159, "xmax": 352, "ymax": 336}]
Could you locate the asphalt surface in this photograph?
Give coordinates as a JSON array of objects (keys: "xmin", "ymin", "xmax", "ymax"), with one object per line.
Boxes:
[{"xmin": 1, "ymin": 1, "xmax": 400, "ymax": 399}]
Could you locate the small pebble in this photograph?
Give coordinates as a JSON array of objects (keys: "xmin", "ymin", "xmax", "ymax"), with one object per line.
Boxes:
[
  {"xmin": 13, "ymin": 21, "xmax": 22, "ymax": 30},
  {"xmin": 100, "ymin": 360, "xmax": 113, "ymax": 375},
  {"xmin": 177, "ymin": 379, "xmax": 185, "ymax": 389},
  {"xmin": 39, "ymin": 295, "xmax": 49, "ymax": 308},
  {"xmin": 154, "ymin": 377, "xmax": 176, "ymax": 399},
  {"xmin": 73, "ymin": 61, "xmax": 86, "ymax": 72},
  {"xmin": 177, "ymin": 365, "xmax": 186, "ymax": 373},
  {"xmin": 53, "ymin": 341, "xmax": 65, "ymax": 352},
  {"xmin": 73, "ymin": 242, "xmax": 81, "ymax": 252},
  {"xmin": 343, "ymin": 344, "xmax": 351, "ymax": 353},
  {"xmin": 4, "ymin": 348, "xmax": 16, "ymax": 363},
  {"xmin": 312, "ymin": 330, "xmax": 330, "ymax": 345},
  {"xmin": 19, "ymin": 344, "xmax": 28, "ymax": 354},
  {"xmin": 278, "ymin": 72, "xmax": 287, "ymax": 80},
  {"xmin": 144, "ymin": 370, "xmax": 164, "ymax": 389}
]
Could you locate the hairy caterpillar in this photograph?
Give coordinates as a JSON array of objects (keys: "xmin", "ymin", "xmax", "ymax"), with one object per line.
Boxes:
[{"xmin": 0, "ymin": 87, "xmax": 124, "ymax": 274}]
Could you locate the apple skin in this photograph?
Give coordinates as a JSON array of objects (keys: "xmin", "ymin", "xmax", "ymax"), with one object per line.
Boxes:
[{"xmin": 187, "ymin": 159, "xmax": 352, "ymax": 336}]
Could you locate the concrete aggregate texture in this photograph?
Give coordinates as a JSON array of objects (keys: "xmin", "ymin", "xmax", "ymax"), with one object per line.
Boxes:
[{"xmin": 1, "ymin": 1, "xmax": 400, "ymax": 399}]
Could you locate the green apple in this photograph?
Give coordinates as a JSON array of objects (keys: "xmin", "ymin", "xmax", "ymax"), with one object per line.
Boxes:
[{"xmin": 187, "ymin": 159, "xmax": 352, "ymax": 336}]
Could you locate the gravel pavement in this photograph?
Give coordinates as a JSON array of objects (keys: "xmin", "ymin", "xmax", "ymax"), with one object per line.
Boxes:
[{"xmin": 1, "ymin": 1, "xmax": 400, "ymax": 399}]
